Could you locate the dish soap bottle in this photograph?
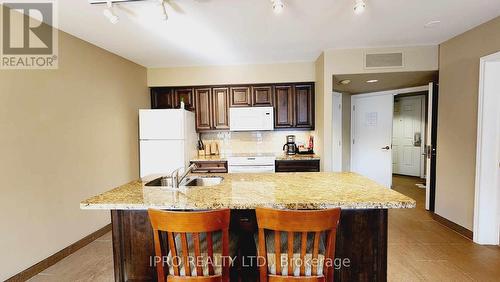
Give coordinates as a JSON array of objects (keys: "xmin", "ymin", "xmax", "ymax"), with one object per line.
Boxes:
[{"xmin": 180, "ymin": 97, "xmax": 185, "ymax": 109}]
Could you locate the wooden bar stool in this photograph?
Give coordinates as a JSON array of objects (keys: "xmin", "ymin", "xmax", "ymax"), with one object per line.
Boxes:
[
  {"xmin": 148, "ymin": 209, "xmax": 231, "ymax": 282},
  {"xmin": 255, "ymin": 207, "xmax": 341, "ymax": 282}
]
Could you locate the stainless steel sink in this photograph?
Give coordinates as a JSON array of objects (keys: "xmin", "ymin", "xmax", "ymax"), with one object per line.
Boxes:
[
  {"xmin": 181, "ymin": 176, "xmax": 224, "ymax": 187},
  {"xmin": 145, "ymin": 176, "xmax": 172, "ymax": 187},
  {"xmin": 145, "ymin": 176, "xmax": 223, "ymax": 187}
]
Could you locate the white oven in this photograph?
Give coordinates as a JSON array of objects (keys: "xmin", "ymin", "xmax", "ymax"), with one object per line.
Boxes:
[{"xmin": 228, "ymin": 155, "xmax": 276, "ymax": 173}]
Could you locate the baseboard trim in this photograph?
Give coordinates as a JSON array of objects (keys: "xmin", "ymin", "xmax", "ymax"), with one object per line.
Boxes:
[
  {"xmin": 431, "ymin": 213, "xmax": 473, "ymax": 240},
  {"xmin": 6, "ymin": 224, "xmax": 111, "ymax": 282}
]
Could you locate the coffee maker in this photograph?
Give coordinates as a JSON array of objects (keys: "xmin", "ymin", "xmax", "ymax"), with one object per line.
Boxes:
[{"xmin": 283, "ymin": 135, "xmax": 297, "ymax": 155}]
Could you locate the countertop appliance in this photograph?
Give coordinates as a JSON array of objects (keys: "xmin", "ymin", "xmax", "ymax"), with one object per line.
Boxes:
[
  {"xmin": 229, "ymin": 107, "xmax": 274, "ymax": 131},
  {"xmin": 283, "ymin": 135, "xmax": 297, "ymax": 155},
  {"xmin": 139, "ymin": 109, "xmax": 197, "ymax": 178},
  {"xmin": 228, "ymin": 154, "xmax": 276, "ymax": 173}
]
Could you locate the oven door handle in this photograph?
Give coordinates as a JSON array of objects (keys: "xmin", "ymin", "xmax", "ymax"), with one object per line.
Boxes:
[{"xmin": 228, "ymin": 165, "xmax": 275, "ymax": 173}]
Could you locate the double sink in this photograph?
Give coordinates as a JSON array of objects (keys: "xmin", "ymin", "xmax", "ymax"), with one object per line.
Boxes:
[{"xmin": 145, "ymin": 175, "xmax": 224, "ymax": 187}]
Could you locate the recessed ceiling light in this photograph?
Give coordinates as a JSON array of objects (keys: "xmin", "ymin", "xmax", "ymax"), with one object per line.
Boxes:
[
  {"xmin": 271, "ymin": 0, "xmax": 284, "ymax": 14},
  {"xmin": 339, "ymin": 79, "xmax": 351, "ymax": 85},
  {"xmin": 366, "ymin": 79, "xmax": 378, "ymax": 83},
  {"xmin": 354, "ymin": 0, "xmax": 366, "ymax": 14},
  {"xmin": 424, "ymin": 20, "xmax": 441, "ymax": 28}
]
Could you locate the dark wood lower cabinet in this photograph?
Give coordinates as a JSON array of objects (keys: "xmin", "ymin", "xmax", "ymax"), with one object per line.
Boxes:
[
  {"xmin": 190, "ymin": 161, "xmax": 228, "ymax": 173},
  {"xmin": 275, "ymin": 159, "xmax": 320, "ymax": 172},
  {"xmin": 111, "ymin": 209, "xmax": 387, "ymax": 282}
]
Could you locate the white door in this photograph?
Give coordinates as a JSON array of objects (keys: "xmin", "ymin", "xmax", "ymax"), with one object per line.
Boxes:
[
  {"xmin": 351, "ymin": 93, "xmax": 394, "ymax": 188},
  {"xmin": 392, "ymin": 96, "xmax": 424, "ymax": 177},
  {"xmin": 332, "ymin": 92, "xmax": 343, "ymax": 172}
]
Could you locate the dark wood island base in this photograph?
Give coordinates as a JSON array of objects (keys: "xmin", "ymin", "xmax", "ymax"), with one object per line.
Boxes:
[{"xmin": 111, "ymin": 209, "xmax": 387, "ymax": 282}]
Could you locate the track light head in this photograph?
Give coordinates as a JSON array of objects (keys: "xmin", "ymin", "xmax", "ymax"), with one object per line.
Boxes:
[
  {"xmin": 354, "ymin": 0, "xmax": 366, "ymax": 14},
  {"xmin": 271, "ymin": 0, "xmax": 284, "ymax": 14},
  {"xmin": 159, "ymin": 0, "xmax": 168, "ymax": 21},
  {"xmin": 103, "ymin": 1, "xmax": 119, "ymax": 24}
]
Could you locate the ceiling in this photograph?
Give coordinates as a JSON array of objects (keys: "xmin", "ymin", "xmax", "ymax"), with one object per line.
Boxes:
[
  {"xmin": 56, "ymin": 0, "xmax": 500, "ymax": 67},
  {"xmin": 333, "ymin": 71, "xmax": 439, "ymax": 94}
]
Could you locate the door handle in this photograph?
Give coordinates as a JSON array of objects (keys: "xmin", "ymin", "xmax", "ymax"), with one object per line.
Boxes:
[{"xmin": 381, "ymin": 146, "xmax": 390, "ymax": 150}]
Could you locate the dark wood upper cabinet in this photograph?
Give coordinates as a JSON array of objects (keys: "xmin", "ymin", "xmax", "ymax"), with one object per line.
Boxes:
[
  {"xmin": 194, "ymin": 88, "xmax": 212, "ymax": 131},
  {"xmin": 151, "ymin": 82, "xmax": 314, "ymax": 132},
  {"xmin": 174, "ymin": 88, "xmax": 194, "ymax": 110},
  {"xmin": 212, "ymin": 87, "xmax": 230, "ymax": 130},
  {"xmin": 294, "ymin": 84, "xmax": 314, "ymax": 128},
  {"xmin": 252, "ymin": 86, "xmax": 273, "ymax": 106},
  {"xmin": 230, "ymin": 87, "xmax": 252, "ymax": 107},
  {"xmin": 151, "ymin": 88, "xmax": 174, "ymax": 109},
  {"xmin": 274, "ymin": 85, "xmax": 294, "ymax": 128}
]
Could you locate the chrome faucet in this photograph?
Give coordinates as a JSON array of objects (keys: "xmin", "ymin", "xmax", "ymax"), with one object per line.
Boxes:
[{"xmin": 171, "ymin": 163, "xmax": 197, "ymax": 188}]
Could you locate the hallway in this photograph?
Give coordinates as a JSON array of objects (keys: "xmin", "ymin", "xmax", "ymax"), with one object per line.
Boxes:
[{"xmin": 388, "ymin": 175, "xmax": 500, "ymax": 281}]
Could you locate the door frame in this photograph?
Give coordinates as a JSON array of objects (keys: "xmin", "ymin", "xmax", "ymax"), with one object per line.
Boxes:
[
  {"xmin": 474, "ymin": 51, "xmax": 500, "ymax": 245},
  {"xmin": 332, "ymin": 92, "xmax": 343, "ymax": 172}
]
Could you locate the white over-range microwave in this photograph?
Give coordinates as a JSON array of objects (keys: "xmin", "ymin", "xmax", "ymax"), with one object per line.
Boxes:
[{"xmin": 229, "ymin": 107, "xmax": 274, "ymax": 131}]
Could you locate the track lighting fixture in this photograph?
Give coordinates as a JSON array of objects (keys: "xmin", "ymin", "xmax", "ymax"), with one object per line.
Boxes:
[
  {"xmin": 103, "ymin": 1, "xmax": 119, "ymax": 24},
  {"xmin": 158, "ymin": 0, "xmax": 168, "ymax": 21},
  {"xmin": 354, "ymin": 0, "xmax": 366, "ymax": 15},
  {"xmin": 271, "ymin": 0, "xmax": 284, "ymax": 14}
]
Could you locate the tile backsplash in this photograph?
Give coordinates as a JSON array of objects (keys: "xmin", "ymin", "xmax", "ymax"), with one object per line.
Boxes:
[{"xmin": 200, "ymin": 131, "xmax": 314, "ymax": 155}]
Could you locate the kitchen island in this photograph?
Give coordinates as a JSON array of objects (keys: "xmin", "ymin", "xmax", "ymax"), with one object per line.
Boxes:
[{"xmin": 81, "ymin": 172, "xmax": 415, "ymax": 281}]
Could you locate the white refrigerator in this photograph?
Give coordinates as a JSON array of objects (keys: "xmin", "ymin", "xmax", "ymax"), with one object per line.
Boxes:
[{"xmin": 139, "ymin": 109, "xmax": 197, "ymax": 178}]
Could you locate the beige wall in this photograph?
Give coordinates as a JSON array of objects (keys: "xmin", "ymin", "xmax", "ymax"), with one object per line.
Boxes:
[
  {"xmin": 314, "ymin": 46, "xmax": 438, "ymax": 172},
  {"xmin": 148, "ymin": 62, "xmax": 315, "ymax": 86},
  {"xmin": 314, "ymin": 54, "xmax": 326, "ymax": 169},
  {"xmin": 436, "ymin": 16, "xmax": 500, "ymax": 230},
  {"xmin": 0, "ymin": 30, "xmax": 148, "ymax": 279}
]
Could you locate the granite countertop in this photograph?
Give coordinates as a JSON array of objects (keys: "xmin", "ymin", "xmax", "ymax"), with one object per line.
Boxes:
[
  {"xmin": 275, "ymin": 154, "xmax": 320, "ymax": 161},
  {"xmin": 191, "ymin": 153, "xmax": 320, "ymax": 162},
  {"xmin": 190, "ymin": 155, "xmax": 227, "ymax": 162},
  {"xmin": 80, "ymin": 172, "xmax": 416, "ymax": 210}
]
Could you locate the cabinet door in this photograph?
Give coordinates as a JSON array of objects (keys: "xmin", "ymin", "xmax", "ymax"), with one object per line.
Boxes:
[
  {"xmin": 252, "ymin": 86, "xmax": 273, "ymax": 106},
  {"xmin": 212, "ymin": 87, "xmax": 230, "ymax": 130},
  {"xmin": 174, "ymin": 88, "xmax": 194, "ymax": 110},
  {"xmin": 195, "ymin": 88, "xmax": 212, "ymax": 131},
  {"xmin": 230, "ymin": 86, "xmax": 252, "ymax": 107},
  {"xmin": 294, "ymin": 84, "xmax": 314, "ymax": 128},
  {"xmin": 151, "ymin": 88, "xmax": 174, "ymax": 109},
  {"xmin": 274, "ymin": 85, "xmax": 294, "ymax": 128},
  {"xmin": 275, "ymin": 160, "xmax": 320, "ymax": 172}
]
